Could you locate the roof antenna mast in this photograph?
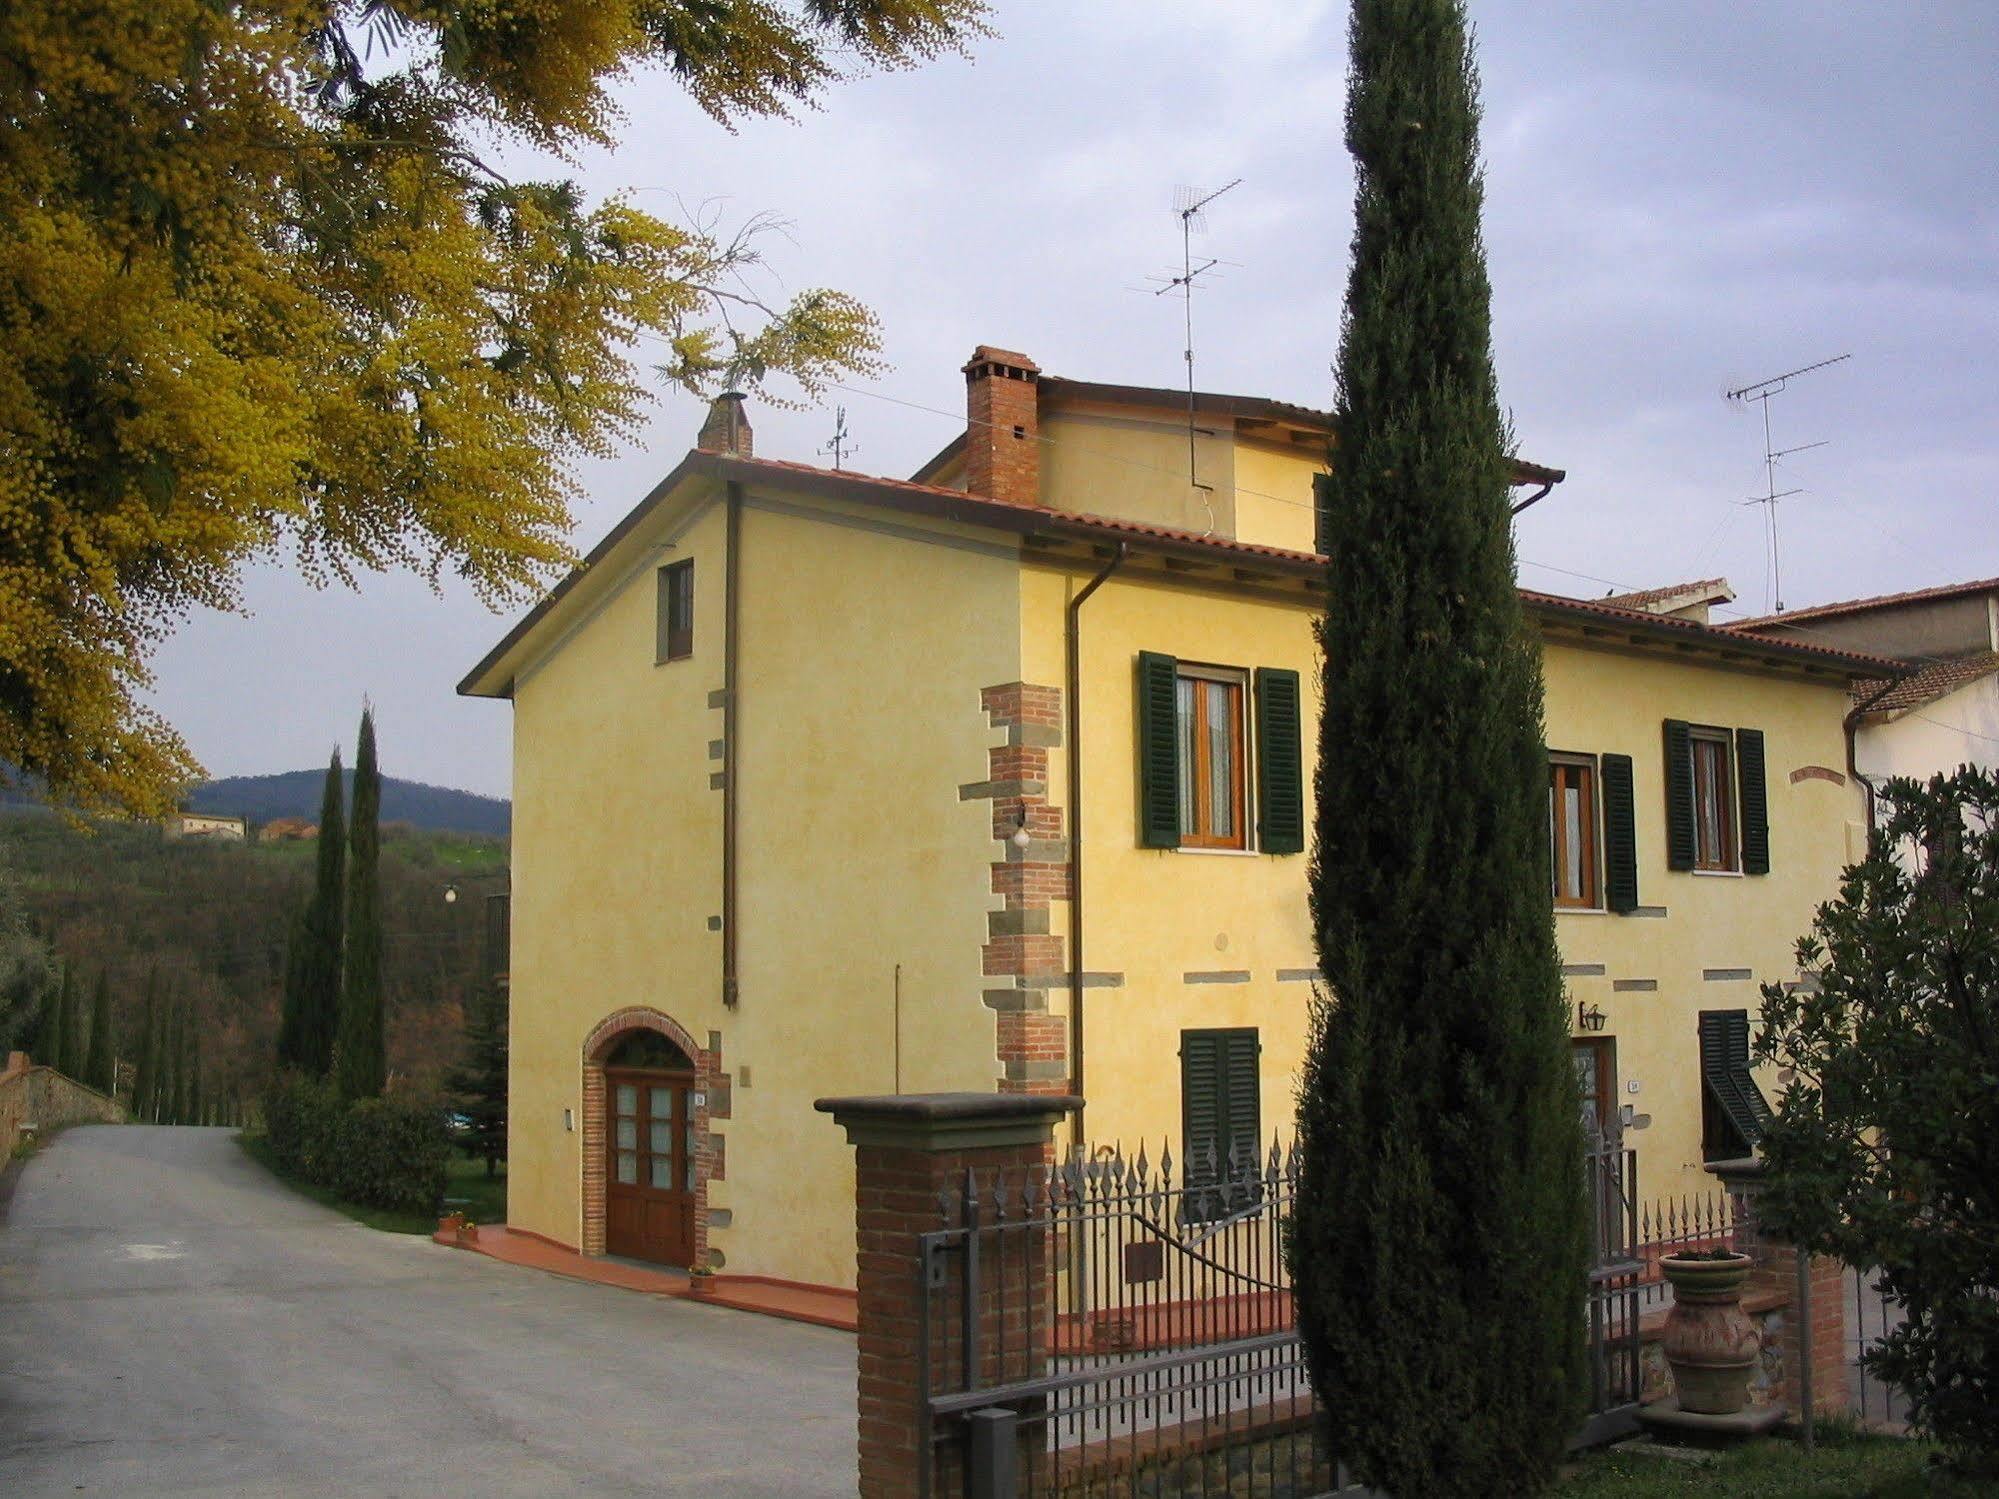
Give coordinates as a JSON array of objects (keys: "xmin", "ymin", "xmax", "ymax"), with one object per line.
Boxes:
[
  {"xmin": 1147, "ymin": 181, "xmax": 1241, "ymax": 520},
  {"xmin": 819, "ymin": 405, "xmax": 857, "ymax": 472},
  {"xmin": 1725, "ymin": 353, "xmax": 1850, "ymax": 613}
]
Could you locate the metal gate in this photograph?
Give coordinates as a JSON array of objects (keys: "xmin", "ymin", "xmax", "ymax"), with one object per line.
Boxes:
[{"xmin": 916, "ymin": 1130, "xmax": 1641, "ymax": 1498}]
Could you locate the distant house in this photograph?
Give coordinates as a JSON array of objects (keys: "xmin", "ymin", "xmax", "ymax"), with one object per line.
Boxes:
[
  {"xmin": 1731, "ymin": 577, "xmax": 1999, "ymax": 796},
  {"xmin": 257, "ymin": 817, "xmax": 318, "ymax": 843},
  {"xmin": 162, "ymin": 811, "xmax": 247, "ymax": 842}
]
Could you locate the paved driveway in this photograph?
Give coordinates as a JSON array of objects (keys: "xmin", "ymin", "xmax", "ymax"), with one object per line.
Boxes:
[{"xmin": 0, "ymin": 1126, "xmax": 855, "ymax": 1497}]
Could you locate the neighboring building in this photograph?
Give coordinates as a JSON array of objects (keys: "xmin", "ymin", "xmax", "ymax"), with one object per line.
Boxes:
[
  {"xmin": 162, "ymin": 811, "xmax": 247, "ymax": 842},
  {"xmin": 258, "ymin": 817, "xmax": 319, "ymax": 843},
  {"xmin": 1732, "ymin": 577, "xmax": 1999, "ymax": 793},
  {"xmin": 462, "ymin": 347, "xmax": 1892, "ymax": 1287}
]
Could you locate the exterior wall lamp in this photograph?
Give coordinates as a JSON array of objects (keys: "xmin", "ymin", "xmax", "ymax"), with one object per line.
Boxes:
[
  {"xmin": 1576, "ymin": 1000, "xmax": 1606, "ymax": 1033},
  {"xmin": 1011, "ymin": 809, "xmax": 1032, "ymax": 850}
]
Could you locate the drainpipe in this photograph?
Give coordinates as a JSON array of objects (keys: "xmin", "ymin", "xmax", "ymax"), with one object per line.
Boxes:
[
  {"xmin": 1844, "ymin": 673, "xmax": 1905, "ymax": 836},
  {"xmin": 1064, "ymin": 543, "xmax": 1128, "ymax": 1149},
  {"xmin": 722, "ymin": 479, "xmax": 743, "ymax": 1007}
]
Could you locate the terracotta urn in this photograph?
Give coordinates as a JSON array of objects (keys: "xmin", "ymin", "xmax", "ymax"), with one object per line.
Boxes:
[
  {"xmin": 688, "ymin": 1268, "xmax": 718, "ymax": 1299},
  {"xmin": 1658, "ymin": 1251, "xmax": 1759, "ymax": 1414}
]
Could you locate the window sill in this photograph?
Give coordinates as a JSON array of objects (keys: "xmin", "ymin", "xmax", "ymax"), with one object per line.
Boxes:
[
  {"xmin": 1173, "ymin": 845, "xmax": 1260, "ymax": 858},
  {"xmin": 655, "ymin": 655, "xmax": 693, "ymax": 667},
  {"xmin": 1555, "ymin": 905, "xmax": 1609, "ymax": 916},
  {"xmin": 1690, "ymin": 868, "xmax": 1745, "ymax": 879}
]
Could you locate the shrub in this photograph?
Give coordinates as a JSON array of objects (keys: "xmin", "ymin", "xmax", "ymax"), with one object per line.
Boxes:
[
  {"xmin": 262, "ymin": 1071, "xmax": 447, "ymax": 1217},
  {"xmin": 330, "ymin": 1092, "xmax": 449, "ymax": 1215}
]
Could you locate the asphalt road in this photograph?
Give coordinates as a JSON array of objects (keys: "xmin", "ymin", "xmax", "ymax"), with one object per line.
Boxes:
[{"xmin": 0, "ymin": 1126, "xmax": 856, "ymax": 1497}]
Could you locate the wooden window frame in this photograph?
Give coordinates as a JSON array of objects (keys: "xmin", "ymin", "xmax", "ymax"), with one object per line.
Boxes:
[
  {"xmin": 1175, "ymin": 664, "xmax": 1249, "ymax": 851},
  {"xmin": 1690, "ymin": 728, "xmax": 1739, "ymax": 873},
  {"xmin": 1549, "ymin": 753, "xmax": 1601, "ymax": 910},
  {"xmin": 1571, "ymin": 1037, "xmax": 1617, "ymax": 1135},
  {"xmin": 656, "ymin": 560, "xmax": 694, "ymax": 664}
]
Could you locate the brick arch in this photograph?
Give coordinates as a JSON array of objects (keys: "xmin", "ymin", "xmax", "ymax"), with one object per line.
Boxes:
[
  {"xmin": 579, "ymin": 1006, "xmax": 711, "ymax": 1262},
  {"xmin": 584, "ymin": 1006, "xmax": 704, "ymax": 1068}
]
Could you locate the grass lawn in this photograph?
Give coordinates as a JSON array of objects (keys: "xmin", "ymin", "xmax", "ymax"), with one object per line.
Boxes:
[
  {"xmin": 1559, "ymin": 1433, "xmax": 1994, "ymax": 1498},
  {"xmin": 236, "ymin": 1132, "xmax": 507, "ymax": 1235}
]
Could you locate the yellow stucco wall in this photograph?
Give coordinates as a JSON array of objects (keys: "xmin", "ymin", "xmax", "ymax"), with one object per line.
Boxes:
[
  {"xmin": 1014, "ymin": 554, "xmax": 1860, "ymax": 1210},
  {"xmin": 1230, "ymin": 439, "xmax": 1325, "ymax": 555},
  {"xmin": 504, "ymin": 483, "xmax": 1020, "ymax": 1287},
  {"xmin": 1040, "ymin": 409, "xmax": 1237, "ymax": 535}
]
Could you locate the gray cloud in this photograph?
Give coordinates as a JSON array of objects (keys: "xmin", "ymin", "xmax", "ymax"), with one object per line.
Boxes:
[{"xmin": 149, "ymin": 2, "xmax": 1999, "ymax": 796}]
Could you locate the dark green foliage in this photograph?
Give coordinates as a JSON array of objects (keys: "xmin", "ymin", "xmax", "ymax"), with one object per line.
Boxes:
[
  {"xmin": 264, "ymin": 1072, "xmax": 449, "ymax": 1216},
  {"xmin": 278, "ymin": 751, "xmax": 345, "ymax": 1076},
  {"xmin": 1290, "ymin": 2, "xmax": 1587, "ymax": 1493},
  {"xmin": 0, "ymin": 861, "xmax": 52, "ymax": 1054},
  {"xmin": 182, "ymin": 768, "xmax": 510, "ymax": 837},
  {"xmin": 167, "ymin": 996, "xmax": 187, "ymax": 1125},
  {"xmin": 448, "ymin": 980, "xmax": 509, "ymax": 1176},
  {"xmin": 132, "ymin": 972, "xmax": 158, "ymax": 1121},
  {"xmin": 336, "ymin": 712, "xmax": 386, "ymax": 1100},
  {"xmin": 1755, "ymin": 768, "xmax": 1999, "ymax": 1473},
  {"xmin": 53, "ymin": 963, "xmax": 79, "ymax": 1075},
  {"xmin": 32, "ymin": 964, "xmax": 62, "ymax": 1066},
  {"xmin": 84, "ymin": 969, "xmax": 113, "ymax": 1093}
]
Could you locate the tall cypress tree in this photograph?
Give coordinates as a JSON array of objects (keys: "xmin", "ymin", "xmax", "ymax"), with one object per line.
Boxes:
[
  {"xmin": 31, "ymin": 966, "xmax": 61, "ymax": 1066},
  {"xmin": 1291, "ymin": 3, "xmax": 1587, "ymax": 1494},
  {"xmin": 278, "ymin": 750, "xmax": 345, "ymax": 1076},
  {"xmin": 84, "ymin": 970, "xmax": 114, "ymax": 1094},
  {"xmin": 449, "ymin": 979, "xmax": 509, "ymax": 1177},
  {"xmin": 132, "ymin": 969, "xmax": 159, "ymax": 1120},
  {"xmin": 53, "ymin": 963, "xmax": 79, "ymax": 1075},
  {"xmin": 335, "ymin": 710, "xmax": 386, "ymax": 1099}
]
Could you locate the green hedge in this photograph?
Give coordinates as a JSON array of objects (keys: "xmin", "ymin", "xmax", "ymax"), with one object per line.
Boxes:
[{"xmin": 263, "ymin": 1073, "xmax": 448, "ymax": 1216}]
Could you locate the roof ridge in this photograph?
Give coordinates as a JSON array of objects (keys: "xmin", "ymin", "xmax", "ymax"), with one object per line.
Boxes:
[{"xmin": 1728, "ymin": 575, "xmax": 1999, "ymax": 630}]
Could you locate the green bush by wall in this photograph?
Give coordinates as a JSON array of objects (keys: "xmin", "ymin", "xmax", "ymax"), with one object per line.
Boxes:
[{"xmin": 264, "ymin": 1072, "xmax": 447, "ymax": 1216}]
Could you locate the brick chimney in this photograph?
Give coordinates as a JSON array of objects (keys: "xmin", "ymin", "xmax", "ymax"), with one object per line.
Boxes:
[
  {"xmin": 962, "ymin": 346, "xmax": 1041, "ymax": 505},
  {"xmin": 696, "ymin": 392, "xmax": 753, "ymax": 457}
]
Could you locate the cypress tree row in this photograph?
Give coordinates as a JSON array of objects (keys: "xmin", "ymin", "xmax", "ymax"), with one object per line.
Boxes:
[
  {"xmin": 163, "ymin": 997, "xmax": 184, "ymax": 1125},
  {"xmin": 84, "ymin": 970, "xmax": 114, "ymax": 1094},
  {"xmin": 32, "ymin": 966, "xmax": 61, "ymax": 1066},
  {"xmin": 1291, "ymin": 2, "xmax": 1587, "ymax": 1494},
  {"xmin": 53, "ymin": 963, "xmax": 79, "ymax": 1075},
  {"xmin": 131, "ymin": 970, "xmax": 158, "ymax": 1120},
  {"xmin": 189, "ymin": 1039, "xmax": 204, "ymax": 1128},
  {"xmin": 335, "ymin": 710, "xmax": 386, "ymax": 1100},
  {"xmin": 177, "ymin": 999, "xmax": 196, "ymax": 1125},
  {"xmin": 277, "ymin": 750, "xmax": 346, "ymax": 1076}
]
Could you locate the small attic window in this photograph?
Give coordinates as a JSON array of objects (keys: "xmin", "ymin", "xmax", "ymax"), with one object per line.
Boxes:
[{"xmin": 657, "ymin": 560, "xmax": 693, "ymax": 663}]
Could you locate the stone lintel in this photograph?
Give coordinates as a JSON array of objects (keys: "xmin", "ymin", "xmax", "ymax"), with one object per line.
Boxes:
[
  {"xmin": 815, "ymin": 1091, "xmax": 1082, "ymax": 1151},
  {"xmin": 1562, "ymin": 963, "xmax": 1608, "ymax": 978},
  {"xmin": 1613, "ymin": 978, "xmax": 1658, "ymax": 993},
  {"xmin": 958, "ymin": 778, "xmax": 1046, "ymax": 802}
]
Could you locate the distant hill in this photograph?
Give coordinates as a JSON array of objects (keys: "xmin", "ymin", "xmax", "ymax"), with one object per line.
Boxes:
[{"xmin": 184, "ymin": 770, "xmax": 510, "ymax": 837}]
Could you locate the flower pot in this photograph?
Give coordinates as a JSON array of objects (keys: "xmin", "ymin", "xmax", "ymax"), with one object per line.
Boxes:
[
  {"xmin": 687, "ymin": 1271, "xmax": 717, "ymax": 1299},
  {"xmin": 1658, "ymin": 1252, "xmax": 1759, "ymax": 1414}
]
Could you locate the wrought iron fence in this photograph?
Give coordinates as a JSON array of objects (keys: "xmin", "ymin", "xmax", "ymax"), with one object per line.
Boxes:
[
  {"xmin": 1630, "ymin": 1188, "xmax": 1737, "ymax": 1314},
  {"xmin": 1846, "ymin": 1265, "xmax": 1909, "ymax": 1429},
  {"xmin": 918, "ymin": 1128, "xmax": 1645, "ymax": 1498}
]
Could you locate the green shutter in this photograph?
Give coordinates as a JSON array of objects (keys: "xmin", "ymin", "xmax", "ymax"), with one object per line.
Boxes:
[
  {"xmin": 1181, "ymin": 1027, "xmax": 1261, "ymax": 1206},
  {"xmin": 1700, "ymin": 1010, "xmax": 1773, "ymax": 1148},
  {"xmin": 1312, "ymin": 472, "xmax": 1333, "ymax": 556},
  {"xmin": 1254, "ymin": 668, "xmax": 1304, "ymax": 855},
  {"xmin": 1663, "ymin": 719, "xmax": 1695, "ymax": 871},
  {"xmin": 1601, "ymin": 753, "xmax": 1639, "ymax": 913},
  {"xmin": 1736, "ymin": 728, "xmax": 1770, "ymax": 875},
  {"xmin": 1136, "ymin": 652, "xmax": 1181, "ymax": 848},
  {"xmin": 1222, "ymin": 1029, "xmax": 1262, "ymax": 1167},
  {"xmin": 1180, "ymin": 1029, "xmax": 1220, "ymax": 1175}
]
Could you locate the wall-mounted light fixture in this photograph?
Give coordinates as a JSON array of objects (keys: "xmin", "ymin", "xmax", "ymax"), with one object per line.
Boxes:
[
  {"xmin": 1575, "ymin": 1001, "xmax": 1606, "ymax": 1033},
  {"xmin": 1010, "ymin": 807, "xmax": 1032, "ymax": 850},
  {"xmin": 443, "ymin": 884, "xmax": 460, "ymax": 905}
]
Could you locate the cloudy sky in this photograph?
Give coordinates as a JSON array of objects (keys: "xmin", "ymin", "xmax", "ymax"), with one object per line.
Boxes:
[{"xmin": 147, "ymin": 1, "xmax": 1999, "ymax": 798}]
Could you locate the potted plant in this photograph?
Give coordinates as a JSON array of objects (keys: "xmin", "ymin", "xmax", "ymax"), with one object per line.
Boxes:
[
  {"xmin": 1657, "ymin": 1249, "xmax": 1759, "ymax": 1414},
  {"xmin": 687, "ymin": 1259, "xmax": 718, "ymax": 1298}
]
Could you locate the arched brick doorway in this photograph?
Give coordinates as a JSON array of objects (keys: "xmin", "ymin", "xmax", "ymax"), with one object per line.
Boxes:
[{"xmin": 582, "ymin": 1008, "xmax": 709, "ymax": 1267}]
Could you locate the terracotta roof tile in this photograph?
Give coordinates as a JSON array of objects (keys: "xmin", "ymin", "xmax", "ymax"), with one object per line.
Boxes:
[
  {"xmin": 1851, "ymin": 651, "xmax": 1999, "ymax": 716},
  {"xmin": 1601, "ymin": 578, "xmax": 1734, "ymax": 611},
  {"xmin": 1728, "ymin": 575, "xmax": 1999, "ymax": 631}
]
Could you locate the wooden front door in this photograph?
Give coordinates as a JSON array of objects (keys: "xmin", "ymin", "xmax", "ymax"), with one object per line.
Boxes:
[{"xmin": 604, "ymin": 1069, "xmax": 697, "ymax": 1267}]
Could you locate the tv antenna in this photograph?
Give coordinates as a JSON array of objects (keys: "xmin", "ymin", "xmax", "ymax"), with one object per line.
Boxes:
[
  {"xmin": 1725, "ymin": 353, "xmax": 1850, "ymax": 613},
  {"xmin": 1139, "ymin": 180, "xmax": 1242, "ymax": 517},
  {"xmin": 819, "ymin": 406, "xmax": 857, "ymax": 471}
]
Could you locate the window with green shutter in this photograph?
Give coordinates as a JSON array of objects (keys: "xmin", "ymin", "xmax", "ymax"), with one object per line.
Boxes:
[
  {"xmin": 1601, "ymin": 753, "xmax": 1639, "ymax": 912},
  {"xmin": 1181, "ymin": 1027, "xmax": 1261, "ymax": 1219},
  {"xmin": 1736, "ymin": 728, "xmax": 1770, "ymax": 875},
  {"xmin": 1136, "ymin": 651, "xmax": 1181, "ymax": 848},
  {"xmin": 1312, "ymin": 472, "xmax": 1333, "ymax": 557},
  {"xmin": 1663, "ymin": 719, "xmax": 1696, "ymax": 870},
  {"xmin": 1254, "ymin": 668, "xmax": 1304, "ymax": 855},
  {"xmin": 1699, "ymin": 1010, "xmax": 1772, "ymax": 1162}
]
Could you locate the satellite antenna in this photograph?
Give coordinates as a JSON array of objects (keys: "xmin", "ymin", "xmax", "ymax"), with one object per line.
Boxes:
[
  {"xmin": 1142, "ymin": 181, "xmax": 1242, "ymax": 512},
  {"xmin": 1725, "ymin": 353, "xmax": 1850, "ymax": 612},
  {"xmin": 819, "ymin": 406, "xmax": 857, "ymax": 471}
]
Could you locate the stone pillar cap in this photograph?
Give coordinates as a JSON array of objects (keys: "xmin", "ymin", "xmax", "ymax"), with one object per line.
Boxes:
[{"xmin": 816, "ymin": 1091, "xmax": 1081, "ymax": 1150}]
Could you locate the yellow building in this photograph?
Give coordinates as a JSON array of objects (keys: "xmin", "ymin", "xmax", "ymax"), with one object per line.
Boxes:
[{"xmin": 460, "ymin": 348, "xmax": 1893, "ymax": 1290}]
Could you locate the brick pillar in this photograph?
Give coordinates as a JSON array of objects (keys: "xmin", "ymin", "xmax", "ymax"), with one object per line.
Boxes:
[
  {"xmin": 1716, "ymin": 1160, "xmax": 1849, "ymax": 1416},
  {"xmin": 817, "ymin": 1091, "xmax": 1080, "ymax": 1499}
]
